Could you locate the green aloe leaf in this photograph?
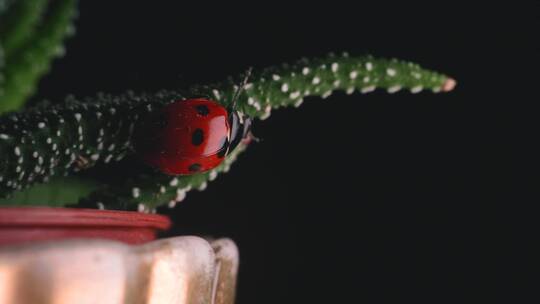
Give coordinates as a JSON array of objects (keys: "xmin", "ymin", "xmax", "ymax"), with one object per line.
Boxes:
[
  {"xmin": 0, "ymin": 54, "xmax": 455, "ymax": 209},
  {"xmin": 0, "ymin": 176, "xmax": 98, "ymax": 206},
  {"xmin": 0, "ymin": 0, "xmax": 48, "ymax": 59},
  {"xmin": 0, "ymin": 0, "xmax": 77, "ymax": 114}
]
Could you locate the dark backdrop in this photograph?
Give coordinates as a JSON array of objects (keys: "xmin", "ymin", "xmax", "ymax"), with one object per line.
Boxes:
[{"xmin": 33, "ymin": 2, "xmax": 528, "ymax": 303}]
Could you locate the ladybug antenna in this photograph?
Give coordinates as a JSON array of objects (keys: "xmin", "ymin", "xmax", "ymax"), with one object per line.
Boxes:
[{"xmin": 229, "ymin": 67, "xmax": 252, "ymax": 112}]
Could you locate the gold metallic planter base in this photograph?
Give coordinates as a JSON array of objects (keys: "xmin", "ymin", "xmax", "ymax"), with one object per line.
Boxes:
[{"xmin": 0, "ymin": 236, "xmax": 238, "ymax": 304}]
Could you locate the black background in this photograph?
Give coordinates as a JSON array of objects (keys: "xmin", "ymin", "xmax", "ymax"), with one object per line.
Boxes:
[{"xmin": 32, "ymin": 2, "xmax": 530, "ymax": 303}]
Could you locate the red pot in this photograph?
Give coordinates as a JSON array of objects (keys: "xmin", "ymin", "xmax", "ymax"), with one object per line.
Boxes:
[{"xmin": 0, "ymin": 207, "xmax": 171, "ymax": 246}]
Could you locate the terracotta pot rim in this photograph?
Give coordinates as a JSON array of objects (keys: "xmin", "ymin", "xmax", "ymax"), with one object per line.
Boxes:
[{"xmin": 0, "ymin": 207, "xmax": 171, "ymax": 230}]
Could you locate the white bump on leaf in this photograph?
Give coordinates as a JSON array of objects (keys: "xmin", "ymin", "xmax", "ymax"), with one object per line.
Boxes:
[
  {"xmin": 349, "ymin": 71, "xmax": 358, "ymax": 79},
  {"xmin": 132, "ymin": 187, "xmax": 141, "ymax": 198},
  {"xmin": 260, "ymin": 105, "xmax": 272, "ymax": 120},
  {"xmin": 253, "ymin": 102, "xmax": 261, "ymax": 111},
  {"xmin": 289, "ymin": 91, "xmax": 301, "ymax": 99},
  {"xmin": 302, "ymin": 67, "xmax": 310, "ymax": 75},
  {"xmin": 281, "ymin": 83, "xmax": 289, "ymax": 93},
  {"xmin": 361, "ymin": 86, "xmax": 376, "ymax": 93},
  {"xmin": 312, "ymin": 77, "xmax": 321, "ymax": 85},
  {"xmin": 331, "ymin": 63, "xmax": 339, "ymax": 72},
  {"xmin": 387, "ymin": 85, "xmax": 402, "ymax": 94},
  {"xmin": 197, "ymin": 182, "xmax": 208, "ymax": 191},
  {"xmin": 365, "ymin": 62, "xmax": 373, "ymax": 71},
  {"xmin": 410, "ymin": 86, "xmax": 423, "ymax": 94},
  {"xmin": 386, "ymin": 68, "xmax": 397, "ymax": 77},
  {"xmin": 272, "ymin": 74, "xmax": 281, "ymax": 81},
  {"xmin": 74, "ymin": 113, "xmax": 82, "ymax": 122},
  {"xmin": 38, "ymin": 122, "xmax": 45, "ymax": 129},
  {"xmin": 175, "ymin": 188, "xmax": 186, "ymax": 202},
  {"xmin": 169, "ymin": 178, "xmax": 179, "ymax": 186}
]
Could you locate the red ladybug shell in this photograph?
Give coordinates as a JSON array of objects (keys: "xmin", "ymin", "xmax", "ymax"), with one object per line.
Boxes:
[{"xmin": 136, "ymin": 98, "xmax": 230, "ymax": 175}]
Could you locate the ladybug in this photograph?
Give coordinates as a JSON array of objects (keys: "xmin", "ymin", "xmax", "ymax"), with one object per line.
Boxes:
[{"xmin": 135, "ymin": 97, "xmax": 252, "ymax": 175}]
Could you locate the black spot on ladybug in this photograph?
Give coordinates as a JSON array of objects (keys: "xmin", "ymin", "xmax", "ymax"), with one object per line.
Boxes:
[
  {"xmin": 191, "ymin": 129, "xmax": 204, "ymax": 146},
  {"xmin": 217, "ymin": 137, "xmax": 229, "ymax": 158},
  {"xmin": 189, "ymin": 163, "xmax": 202, "ymax": 172},
  {"xmin": 195, "ymin": 105, "xmax": 210, "ymax": 116}
]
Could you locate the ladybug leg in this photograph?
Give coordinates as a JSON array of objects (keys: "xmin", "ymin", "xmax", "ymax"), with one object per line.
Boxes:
[
  {"xmin": 244, "ymin": 132, "xmax": 261, "ymax": 144},
  {"xmin": 74, "ymin": 155, "xmax": 90, "ymax": 170}
]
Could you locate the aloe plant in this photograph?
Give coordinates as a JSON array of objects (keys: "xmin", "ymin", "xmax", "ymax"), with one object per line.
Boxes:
[{"xmin": 0, "ymin": 1, "xmax": 456, "ymax": 212}]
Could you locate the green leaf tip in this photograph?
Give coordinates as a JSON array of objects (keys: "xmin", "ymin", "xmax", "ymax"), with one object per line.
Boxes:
[{"xmin": 206, "ymin": 53, "xmax": 456, "ymax": 120}]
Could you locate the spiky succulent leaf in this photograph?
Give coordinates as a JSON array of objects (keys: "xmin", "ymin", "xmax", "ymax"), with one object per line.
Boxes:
[
  {"xmin": 0, "ymin": 90, "xmax": 184, "ymax": 195},
  {"xmin": 77, "ymin": 143, "xmax": 246, "ymax": 212},
  {"xmin": 206, "ymin": 53, "xmax": 455, "ymax": 120},
  {"xmin": 0, "ymin": 176, "xmax": 98, "ymax": 206},
  {"xmin": 0, "ymin": 0, "xmax": 16, "ymax": 15},
  {"xmin": 0, "ymin": 54, "xmax": 455, "ymax": 209},
  {"xmin": 0, "ymin": 0, "xmax": 77, "ymax": 113},
  {"xmin": 0, "ymin": 0, "xmax": 48, "ymax": 58}
]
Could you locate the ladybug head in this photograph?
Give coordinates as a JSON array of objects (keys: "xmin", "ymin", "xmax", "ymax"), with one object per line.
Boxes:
[
  {"xmin": 227, "ymin": 110, "xmax": 252, "ymax": 153},
  {"xmin": 225, "ymin": 67, "xmax": 254, "ymax": 152}
]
